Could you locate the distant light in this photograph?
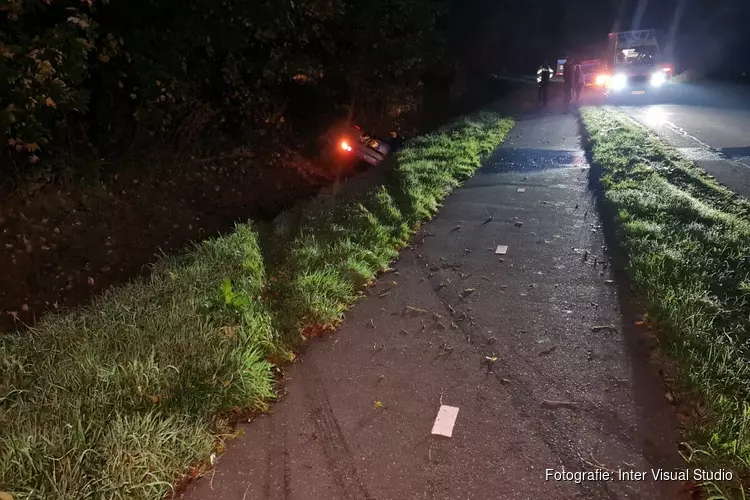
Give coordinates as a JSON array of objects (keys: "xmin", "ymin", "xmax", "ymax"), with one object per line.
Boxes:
[
  {"xmin": 611, "ymin": 73, "xmax": 627, "ymax": 91},
  {"xmin": 651, "ymin": 71, "xmax": 666, "ymax": 86}
]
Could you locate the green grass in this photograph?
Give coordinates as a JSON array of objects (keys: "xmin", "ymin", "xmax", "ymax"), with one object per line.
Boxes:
[
  {"xmin": 580, "ymin": 106, "xmax": 750, "ymax": 499},
  {"xmin": 0, "ymin": 111, "xmax": 513, "ymax": 499}
]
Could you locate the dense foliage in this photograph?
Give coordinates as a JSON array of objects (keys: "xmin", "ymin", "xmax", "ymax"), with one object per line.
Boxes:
[{"xmin": 0, "ymin": 0, "xmax": 448, "ymax": 179}]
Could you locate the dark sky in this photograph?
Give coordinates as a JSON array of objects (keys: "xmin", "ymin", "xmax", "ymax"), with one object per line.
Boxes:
[{"xmin": 462, "ymin": 0, "xmax": 749, "ymax": 74}]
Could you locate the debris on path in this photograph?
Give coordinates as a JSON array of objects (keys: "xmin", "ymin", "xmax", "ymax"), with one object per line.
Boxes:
[
  {"xmin": 432, "ymin": 405, "xmax": 460, "ymax": 437},
  {"xmin": 541, "ymin": 400, "xmax": 578, "ymax": 410},
  {"xmin": 495, "ymin": 245, "xmax": 508, "ymax": 255},
  {"xmin": 591, "ymin": 325, "xmax": 617, "ymax": 333}
]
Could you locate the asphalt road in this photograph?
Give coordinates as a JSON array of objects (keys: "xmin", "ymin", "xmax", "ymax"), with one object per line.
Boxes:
[
  {"xmin": 604, "ymin": 81, "xmax": 750, "ymax": 196},
  {"xmin": 179, "ymin": 100, "xmax": 689, "ymax": 500}
]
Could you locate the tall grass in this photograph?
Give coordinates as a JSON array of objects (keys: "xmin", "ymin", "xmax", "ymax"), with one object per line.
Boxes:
[
  {"xmin": 580, "ymin": 106, "xmax": 750, "ymax": 499},
  {"xmin": 0, "ymin": 111, "xmax": 513, "ymax": 499}
]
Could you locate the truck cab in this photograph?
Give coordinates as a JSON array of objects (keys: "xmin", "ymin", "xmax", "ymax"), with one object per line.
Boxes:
[{"xmin": 603, "ymin": 30, "xmax": 673, "ymax": 96}]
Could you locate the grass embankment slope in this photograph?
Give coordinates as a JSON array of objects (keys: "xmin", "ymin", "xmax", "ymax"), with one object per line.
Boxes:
[
  {"xmin": 580, "ymin": 106, "xmax": 750, "ymax": 498},
  {"xmin": 0, "ymin": 110, "xmax": 513, "ymax": 499}
]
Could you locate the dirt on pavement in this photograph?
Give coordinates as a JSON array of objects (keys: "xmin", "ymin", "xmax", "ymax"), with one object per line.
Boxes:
[{"xmin": 179, "ymin": 99, "xmax": 690, "ymax": 499}]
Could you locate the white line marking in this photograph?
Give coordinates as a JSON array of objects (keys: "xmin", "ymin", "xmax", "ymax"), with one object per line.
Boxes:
[
  {"xmin": 517, "ymin": 188, "xmax": 526, "ymax": 193},
  {"xmin": 431, "ymin": 405, "xmax": 459, "ymax": 437}
]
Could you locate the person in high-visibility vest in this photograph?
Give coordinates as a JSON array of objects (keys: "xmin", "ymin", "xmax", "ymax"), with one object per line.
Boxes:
[{"xmin": 536, "ymin": 61, "xmax": 554, "ymax": 106}]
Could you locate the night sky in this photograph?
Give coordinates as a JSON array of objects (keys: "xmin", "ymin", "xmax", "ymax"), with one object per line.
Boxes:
[{"xmin": 464, "ymin": 0, "xmax": 749, "ymax": 75}]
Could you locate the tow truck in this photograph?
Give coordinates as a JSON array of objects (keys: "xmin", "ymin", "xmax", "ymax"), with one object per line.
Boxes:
[{"xmin": 598, "ymin": 30, "xmax": 673, "ymax": 98}]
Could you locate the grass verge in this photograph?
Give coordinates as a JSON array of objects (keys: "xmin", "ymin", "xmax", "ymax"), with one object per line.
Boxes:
[
  {"xmin": 0, "ymin": 110, "xmax": 513, "ymax": 499},
  {"xmin": 580, "ymin": 106, "xmax": 750, "ymax": 499}
]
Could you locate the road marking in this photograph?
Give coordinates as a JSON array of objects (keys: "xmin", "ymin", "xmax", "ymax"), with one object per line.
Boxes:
[
  {"xmin": 517, "ymin": 188, "xmax": 526, "ymax": 193},
  {"xmin": 623, "ymin": 107, "xmax": 750, "ymax": 169},
  {"xmin": 495, "ymin": 245, "xmax": 508, "ymax": 255},
  {"xmin": 431, "ymin": 405, "xmax": 460, "ymax": 437}
]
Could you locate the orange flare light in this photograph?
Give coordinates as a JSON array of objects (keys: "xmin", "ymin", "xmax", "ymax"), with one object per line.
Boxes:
[
  {"xmin": 595, "ymin": 74, "xmax": 610, "ymax": 85},
  {"xmin": 340, "ymin": 140, "xmax": 353, "ymax": 152}
]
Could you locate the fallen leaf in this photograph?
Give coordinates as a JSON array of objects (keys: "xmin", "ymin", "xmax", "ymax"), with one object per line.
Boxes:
[
  {"xmin": 373, "ymin": 401, "xmax": 384, "ymax": 409},
  {"xmin": 87, "ymin": 276, "xmax": 95, "ymax": 285},
  {"xmin": 634, "ymin": 320, "xmax": 646, "ymax": 326},
  {"xmin": 45, "ymin": 97, "xmax": 56, "ymax": 108},
  {"xmin": 0, "ymin": 492, "xmax": 13, "ymax": 500},
  {"xmin": 149, "ymin": 395, "xmax": 160, "ymax": 404}
]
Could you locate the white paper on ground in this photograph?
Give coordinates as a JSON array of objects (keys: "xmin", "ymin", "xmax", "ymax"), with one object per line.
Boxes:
[
  {"xmin": 495, "ymin": 245, "xmax": 508, "ymax": 255},
  {"xmin": 431, "ymin": 405, "xmax": 460, "ymax": 437},
  {"xmin": 517, "ymin": 188, "xmax": 526, "ymax": 193}
]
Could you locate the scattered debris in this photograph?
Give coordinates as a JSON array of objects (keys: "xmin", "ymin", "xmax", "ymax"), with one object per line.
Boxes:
[
  {"xmin": 378, "ymin": 291, "xmax": 391, "ymax": 298},
  {"xmin": 450, "ymin": 224, "xmax": 462, "ymax": 233},
  {"xmin": 374, "ymin": 401, "xmax": 384, "ymax": 409},
  {"xmin": 481, "ymin": 276, "xmax": 490, "ymax": 281},
  {"xmin": 403, "ymin": 305, "xmax": 428, "ymax": 316},
  {"xmin": 447, "ymin": 304, "xmax": 456, "ymax": 315},
  {"xmin": 495, "ymin": 245, "xmax": 508, "ymax": 255},
  {"xmin": 482, "ymin": 216, "xmax": 494, "ymax": 225},
  {"xmin": 437, "ymin": 342, "xmax": 454, "ymax": 357},
  {"xmin": 541, "ymin": 400, "xmax": 578, "ymax": 410},
  {"xmin": 538, "ymin": 345, "xmax": 557, "ymax": 357},
  {"xmin": 591, "ymin": 325, "xmax": 617, "ymax": 333},
  {"xmin": 575, "ymin": 203, "xmax": 579, "ymax": 209},
  {"xmin": 665, "ymin": 392, "xmax": 675, "ymax": 403},
  {"xmin": 499, "ymin": 377, "xmax": 511, "ymax": 385},
  {"xmin": 634, "ymin": 320, "xmax": 646, "ymax": 326},
  {"xmin": 368, "ymin": 319, "xmax": 376, "ymax": 328},
  {"xmin": 517, "ymin": 187, "xmax": 526, "ymax": 193},
  {"xmin": 582, "ymin": 250, "xmax": 589, "ymax": 262},
  {"xmin": 435, "ymin": 321, "xmax": 447, "ymax": 331},
  {"xmin": 514, "ymin": 221, "xmax": 523, "ymax": 228},
  {"xmin": 484, "ymin": 354, "xmax": 498, "ymax": 374},
  {"xmin": 398, "ymin": 329, "xmax": 409, "ymax": 336},
  {"xmin": 431, "ymin": 405, "xmax": 460, "ymax": 437},
  {"xmin": 604, "ymin": 280, "xmax": 614, "ymax": 285},
  {"xmin": 460, "ymin": 288, "xmax": 475, "ymax": 298}
]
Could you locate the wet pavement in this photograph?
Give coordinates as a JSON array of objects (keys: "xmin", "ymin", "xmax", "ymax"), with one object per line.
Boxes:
[
  {"xmin": 614, "ymin": 81, "xmax": 750, "ymax": 197},
  {"xmin": 179, "ymin": 107, "xmax": 687, "ymax": 500}
]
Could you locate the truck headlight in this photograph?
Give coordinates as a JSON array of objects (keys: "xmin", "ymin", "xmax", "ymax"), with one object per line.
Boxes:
[
  {"xmin": 651, "ymin": 71, "xmax": 666, "ymax": 86},
  {"xmin": 611, "ymin": 74, "xmax": 627, "ymax": 91}
]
